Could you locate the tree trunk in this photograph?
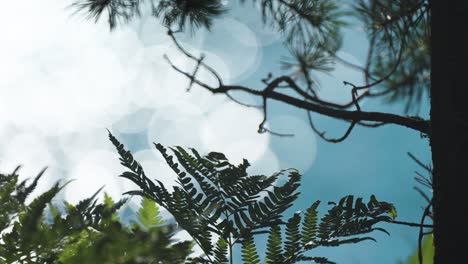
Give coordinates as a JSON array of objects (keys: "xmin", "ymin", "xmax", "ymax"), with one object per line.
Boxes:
[{"xmin": 431, "ymin": 0, "xmax": 468, "ymax": 262}]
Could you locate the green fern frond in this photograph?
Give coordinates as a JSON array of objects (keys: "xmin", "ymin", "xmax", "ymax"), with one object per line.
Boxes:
[
  {"xmin": 265, "ymin": 225, "xmax": 283, "ymax": 264},
  {"xmin": 135, "ymin": 197, "xmax": 164, "ymax": 229},
  {"xmin": 241, "ymin": 236, "xmax": 260, "ymax": 264},
  {"xmin": 1, "ymin": 167, "xmax": 192, "ymax": 263},
  {"xmin": 198, "ymin": 220, "xmax": 214, "ymax": 255},
  {"xmin": 19, "ymin": 182, "xmax": 63, "ymax": 234},
  {"xmin": 302, "ymin": 200, "xmax": 320, "ymax": 246},
  {"xmin": 16, "ymin": 167, "xmax": 47, "ymax": 203}
]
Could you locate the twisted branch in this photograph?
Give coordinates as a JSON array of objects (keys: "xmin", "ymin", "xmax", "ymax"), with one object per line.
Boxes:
[{"xmin": 163, "ymin": 30, "xmax": 431, "ymax": 141}]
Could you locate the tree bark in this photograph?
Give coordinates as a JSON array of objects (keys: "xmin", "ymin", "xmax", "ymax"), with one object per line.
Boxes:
[{"xmin": 431, "ymin": 0, "xmax": 468, "ymax": 261}]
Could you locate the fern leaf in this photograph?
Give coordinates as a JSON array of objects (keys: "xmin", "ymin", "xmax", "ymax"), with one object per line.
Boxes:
[
  {"xmin": 16, "ymin": 167, "xmax": 47, "ymax": 203},
  {"xmin": 265, "ymin": 225, "xmax": 283, "ymax": 264},
  {"xmin": 136, "ymin": 197, "xmax": 164, "ymax": 229},
  {"xmin": 109, "ymin": 132, "xmax": 170, "ymax": 205},
  {"xmin": 241, "ymin": 236, "xmax": 260, "ymax": 264},
  {"xmin": 284, "ymin": 212, "xmax": 302, "ymax": 262},
  {"xmin": 19, "ymin": 182, "xmax": 63, "ymax": 241},
  {"xmin": 302, "ymin": 201, "xmax": 320, "ymax": 247},
  {"xmin": 214, "ymin": 237, "xmax": 229, "ymax": 264},
  {"xmin": 317, "ymin": 195, "xmax": 394, "ymax": 247}
]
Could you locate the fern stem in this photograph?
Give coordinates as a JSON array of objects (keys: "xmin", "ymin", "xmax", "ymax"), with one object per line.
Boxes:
[
  {"xmin": 228, "ymin": 234, "xmax": 233, "ymax": 264},
  {"xmin": 195, "ymin": 236, "xmax": 215, "ymax": 263},
  {"xmin": 385, "ymin": 219, "xmax": 433, "ymax": 228}
]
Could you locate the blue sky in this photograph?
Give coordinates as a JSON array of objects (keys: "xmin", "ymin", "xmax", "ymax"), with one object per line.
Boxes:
[{"xmin": 0, "ymin": 0, "xmax": 431, "ymax": 263}]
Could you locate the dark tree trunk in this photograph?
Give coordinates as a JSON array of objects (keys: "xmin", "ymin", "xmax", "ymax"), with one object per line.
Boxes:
[{"xmin": 431, "ymin": 0, "xmax": 468, "ymax": 262}]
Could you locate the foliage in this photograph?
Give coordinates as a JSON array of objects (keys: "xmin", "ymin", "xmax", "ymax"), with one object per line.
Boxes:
[
  {"xmin": 153, "ymin": 0, "xmax": 227, "ymax": 30},
  {"xmin": 0, "ymin": 167, "xmax": 191, "ymax": 263},
  {"xmin": 355, "ymin": 0, "xmax": 430, "ymax": 112},
  {"xmin": 109, "ymin": 132, "xmax": 397, "ymax": 263},
  {"xmin": 68, "ymin": 0, "xmax": 434, "ymax": 261}
]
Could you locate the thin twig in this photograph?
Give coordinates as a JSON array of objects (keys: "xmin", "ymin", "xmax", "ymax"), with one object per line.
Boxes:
[
  {"xmin": 408, "ymin": 152, "xmax": 432, "ymax": 173},
  {"xmin": 187, "ymin": 54, "xmax": 205, "ymax": 91},
  {"xmin": 258, "ymin": 97, "xmax": 294, "ymax": 137},
  {"xmin": 307, "ymin": 112, "xmax": 357, "ymax": 143}
]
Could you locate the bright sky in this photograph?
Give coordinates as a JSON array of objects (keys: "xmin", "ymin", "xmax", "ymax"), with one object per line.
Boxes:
[{"xmin": 0, "ymin": 0, "xmax": 431, "ymax": 263}]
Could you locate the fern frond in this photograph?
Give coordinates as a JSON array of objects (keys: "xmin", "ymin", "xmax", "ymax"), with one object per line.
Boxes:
[
  {"xmin": 317, "ymin": 195, "xmax": 395, "ymax": 247},
  {"xmin": 284, "ymin": 212, "xmax": 302, "ymax": 262},
  {"xmin": 265, "ymin": 225, "xmax": 283, "ymax": 264},
  {"xmin": 110, "ymin": 136, "xmax": 396, "ymax": 263},
  {"xmin": 109, "ymin": 132, "xmax": 170, "ymax": 205},
  {"xmin": 20, "ymin": 182, "xmax": 63, "ymax": 233},
  {"xmin": 214, "ymin": 236, "xmax": 229, "ymax": 264},
  {"xmin": 16, "ymin": 182, "xmax": 64, "ymax": 245},
  {"xmin": 241, "ymin": 236, "xmax": 260, "ymax": 264},
  {"xmin": 197, "ymin": 220, "xmax": 214, "ymax": 255},
  {"xmin": 135, "ymin": 197, "xmax": 164, "ymax": 229},
  {"xmin": 16, "ymin": 167, "xmax": 47, "ymax": 203},
  {"xmin": 302, "ymin": 200, "xmax": 320, "ymax": 246},
  {"xmin": 245, "ymin": 170, "xmax": 301, "ymax": 233}
]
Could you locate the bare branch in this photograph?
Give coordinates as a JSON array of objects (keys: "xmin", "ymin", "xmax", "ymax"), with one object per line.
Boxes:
[
  {"xmin": 167, "ymin": 29, "xmax": 224, "ymax": 86},
  {"xmin": 164, "ymin": 32, "xmax": 431, "ymax": 139}
]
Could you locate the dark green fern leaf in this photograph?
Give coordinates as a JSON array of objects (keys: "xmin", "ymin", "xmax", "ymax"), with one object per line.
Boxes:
[
  {"xmin": 16, "ymin": 167, "xmax": 47, "ymax": 203},
  {"xmin": 317, "ymin": 195, "xmax": 395, "ymax": 247},
  {"xmin": 213, "ymin": 236, "xmax": 229, "ymax": 264},
  {"xmin": 110, "ymin": 135, "xmax": 396, "ymax": 263},
  {"xmin": 284, "ymin": 212, "xmax": 302, "ymax": 262},
  {"xmin": 19, "ymin": 182, "xmax": 63, "ymax": 235},
  {"xmin": 109, "ymin": 132, "xmax": 170, "ymax": 205}
]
